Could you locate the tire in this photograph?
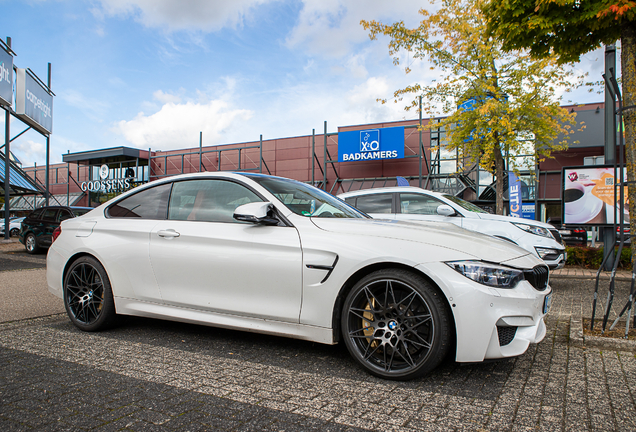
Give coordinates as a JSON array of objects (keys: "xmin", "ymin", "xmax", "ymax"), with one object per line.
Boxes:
[
  {"xmin": 63, "ymin": 256, "xmax": 117, "ymax": 332},
  {"xmin": 10, "ymin": 228, "xmax": 19, "ymax": 237},
  {"xmin": 341, "ymin": 269, "xmax": 451, "ymax": 380},
  {"xmin": 25, "ymin": 233, "xmax": 40, "ymax": 254}
]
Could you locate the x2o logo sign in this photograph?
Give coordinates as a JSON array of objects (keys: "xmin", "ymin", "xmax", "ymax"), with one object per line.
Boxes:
[
  {"xmin": 338, "ymin": 126, "xmax": 405, "ymax": 163},
  {"xmin": 360, "ymin": 130, "xmax": 380, "ymax": 152}
]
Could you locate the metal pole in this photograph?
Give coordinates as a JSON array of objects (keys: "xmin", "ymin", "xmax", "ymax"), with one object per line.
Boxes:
[
  {"xmin": 45, "ymin": 63, "xmax": 51, "ymax": 207},
  {"xmin": 199, "ymin": 131, "xmax": 202, "ymax": 172},
  {"xmin": 3, "ymin": 106, "xmax": 9, "ymax": 240},
  {"xmin": 323, "ymin": 121, "xmax": 327, "ymax": 191},
  {"xmin": 312, "ymin": 129, "xmax": 315, "ymax": 186},
  {"xmin": 419, "ymin": 96, "xmax": 423, "ymax": 188},
  {"xmin": 259, "ymin": 134, "xmax": 263, "ymax": 174},
  {"xmin": 3, "ymin": 38, "xmax": 10, "ymax": 239},
  {"xmin": 603, "ymin": 45, "xmax": 616, "ymax": 270}
]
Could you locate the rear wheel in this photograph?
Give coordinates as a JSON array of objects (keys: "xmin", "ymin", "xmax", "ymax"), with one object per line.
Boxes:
[
  {"xmin": 341, "ymin": 269, "xmax": 451, "ymax": 380},
  {"xmin": 63, "ymin": 256, "xmax": 117, "ymax": 331},
  {"xmin": 25, "ymin": 233, "xmax": 40, "ymax": 254},
  {"xmin": 9, "ymin": 228, "xmax": 19, "ymax": 237}
]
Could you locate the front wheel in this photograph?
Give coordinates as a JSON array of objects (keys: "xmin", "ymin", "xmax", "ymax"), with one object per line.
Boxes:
[
  {"xmin": 341, "ymin": 269, "xmax": 451, "ymax": 380},
  {"xmin": 63, "ymin": 256, "xmax": 117, "ymax": 331},
  {"xmin": 10, "ymin": 228, "xmax": 19, "ymax": 237}
]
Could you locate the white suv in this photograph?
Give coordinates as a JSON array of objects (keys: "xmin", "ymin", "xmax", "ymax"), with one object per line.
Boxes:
[{"xmin": 339, "ymin": 187, "xmax": 566, "ymax": 270}]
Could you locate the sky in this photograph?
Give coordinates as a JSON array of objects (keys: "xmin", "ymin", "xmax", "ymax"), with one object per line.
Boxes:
[{"xmin": 0, "ymin": 0, "xmax": 610, "ymax": 167}]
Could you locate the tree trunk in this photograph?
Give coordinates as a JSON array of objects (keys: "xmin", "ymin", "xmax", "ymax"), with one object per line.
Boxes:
[
  {"xmin": 495, "ymin": 142, "xmax": 505, "ymax": 215},
  {"xmin": 622, "ymin": 24, "xmax": 636, "ymax": 261}
]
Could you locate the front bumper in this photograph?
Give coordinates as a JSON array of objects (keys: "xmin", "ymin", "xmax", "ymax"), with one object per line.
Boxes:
[{"xmin": 417, "ymin": 261, "xmax": 551, "ymax": 362}]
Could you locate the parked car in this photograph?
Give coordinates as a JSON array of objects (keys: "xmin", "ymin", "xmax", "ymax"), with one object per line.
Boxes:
[
  {"xmin": 546, "ymin": 217, "xmax": 587, "ymax": 246},
  {"xmin": 339, "ymin": 186, "xmax": 566, "ymax": 270},
  {"xmin": 0, "ymin": 217, "xmax": 25, "ymax": 237},
  {"xmin": 47, "ymin": 172, "xmax": 551, "ymax": 380},
  {"xmin": 19, "ymin": 206, "xmax": 93, "ymax": 254}
]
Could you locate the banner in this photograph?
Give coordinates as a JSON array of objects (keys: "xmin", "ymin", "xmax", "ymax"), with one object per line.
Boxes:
[{"xmin": 508, "ymin": 172, "xmax": 522, "ymax": 218}]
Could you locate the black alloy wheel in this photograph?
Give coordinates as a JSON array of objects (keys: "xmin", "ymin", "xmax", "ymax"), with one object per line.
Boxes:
[
  {"xmin": 10, "ymin": 228, "xmax": 19, "ymax": 237},
  {"xmin": 341, "ymin": 269, "xmax": 451, "ymax": 380},
  {"xmin": 64, "ymin": 256, "xmax": 117, "ymax": 331}
]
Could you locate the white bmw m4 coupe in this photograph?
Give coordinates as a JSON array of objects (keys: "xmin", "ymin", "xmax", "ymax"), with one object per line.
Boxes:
[{"xmin": 47, "ymin": 172, "xmax": 551, "ymax": 380}]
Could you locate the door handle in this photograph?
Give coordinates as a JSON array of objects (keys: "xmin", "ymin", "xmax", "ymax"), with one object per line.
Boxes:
[{"xmin": 157, "ymin": 229, "xmax": 180, "ymax": 238}]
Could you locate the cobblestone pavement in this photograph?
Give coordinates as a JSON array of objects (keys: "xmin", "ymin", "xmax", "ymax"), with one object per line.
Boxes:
[{"xmin": 1, "ymin": 240, "xmax": 635, "ymax": 431}]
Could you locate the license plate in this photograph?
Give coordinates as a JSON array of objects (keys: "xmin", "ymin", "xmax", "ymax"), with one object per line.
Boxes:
[
  {"xmin": 560, "ymin": 230, "xmax": 571, "ymax": 235},
  {"xmin": 543, "ymin": 293, "xmax": 552, "ymax": 314}
]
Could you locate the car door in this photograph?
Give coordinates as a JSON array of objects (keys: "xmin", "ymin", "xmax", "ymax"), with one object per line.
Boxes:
[
  {"xmin": 395, "ymin": 192, "xmax": 463, "ymax": 227},
  {"xmin": 149, "ymin": 178, "xmax": 303, "ymax": 323},
  {"xmin": 38, "ymin": 208, "xmax": 60, "ymax": 248}
]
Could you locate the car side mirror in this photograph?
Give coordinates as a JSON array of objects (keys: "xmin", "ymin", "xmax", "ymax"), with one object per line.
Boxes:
[
  {"xmin": 233, "ymin": 202, "xmax": 279, "ymax": 225},
  {"xmin": 436, "ymin": 204, "xmax": 456, "ymax": 216}
]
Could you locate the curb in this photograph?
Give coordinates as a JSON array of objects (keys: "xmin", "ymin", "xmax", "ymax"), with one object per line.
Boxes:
[{"xmin": 569, "ymin": 316, "xmax": 636, "ymax": 353}]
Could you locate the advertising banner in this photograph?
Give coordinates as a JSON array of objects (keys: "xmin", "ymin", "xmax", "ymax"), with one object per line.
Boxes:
[
  {"xmin": 15, "ymin": 68, "xmax": 53, "ymax": 135},
  {"xmin": 562, "ymin": 165, "xmax": 629, "ymax": 226},
  {"xmin": 0, "ymin": 46, "xmax": 12, "ymax": 107},
  {"xmin": 338, "ymin": 126, "xmax": 404, "ymax": 162},
  {"xmin": 508, "ymin": 172, "xmax": 522, "ymax": 218}
]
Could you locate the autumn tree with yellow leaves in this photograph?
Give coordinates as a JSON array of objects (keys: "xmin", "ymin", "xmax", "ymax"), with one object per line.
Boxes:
[{"xmin": 362, "ymin": 0, "xmax": 581, "ymax": 215}]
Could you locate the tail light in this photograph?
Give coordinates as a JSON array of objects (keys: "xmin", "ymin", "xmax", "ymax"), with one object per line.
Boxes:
[{"xmin": 52, "ymin": 226, "xmax": 62, "ymax": 243}]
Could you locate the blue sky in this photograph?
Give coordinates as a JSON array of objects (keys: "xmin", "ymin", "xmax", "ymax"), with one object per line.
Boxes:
[{"xmin": 1, "ymin": 0, "xmax": 607, "ymax": 167}]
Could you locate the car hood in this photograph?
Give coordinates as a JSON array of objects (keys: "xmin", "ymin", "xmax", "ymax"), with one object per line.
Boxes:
[
  {"xmin": 310, "ymin": 217, "xmax": 537, "ymax": 266},
  {"xmin": 473, "ymin": 212, "xmax": 554, "ymax": 228}
]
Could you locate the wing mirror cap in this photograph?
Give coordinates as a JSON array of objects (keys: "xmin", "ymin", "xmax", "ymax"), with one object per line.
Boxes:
[
  {"xmin": 234, "ymin": 202, "xmax": 279, "ymax": 225},
  {"xmin": 437, "ymin": 204, "xmax": 456, "ymax": 216}
]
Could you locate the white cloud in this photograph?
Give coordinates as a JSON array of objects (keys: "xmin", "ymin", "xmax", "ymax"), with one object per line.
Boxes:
[
  {"xmin": 153, "ymin": 89, "xmax": 182, "ymax": 104},
  {"xmin": 59, "ymin": 89, "xmax": 110, "ymax": 122},
  {"xmin": 95, "ymin": 0, "xmax": 275, "ymax": 31},
  {"xmin": 10, "ymin": 140, "xmax": 46, "ymax": 167},
  {"xmin": 286, "ymin": 0, "xmax": 424, "ymax": 58},
  {"xmin": 115, "ymin": 99, "xmax": 253, "ymax": 150}
]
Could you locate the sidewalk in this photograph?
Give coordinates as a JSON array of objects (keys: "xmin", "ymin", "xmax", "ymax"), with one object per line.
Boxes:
[{"xmin": 551, "ymin": 266, "xmax": 633, "ymax": 281}]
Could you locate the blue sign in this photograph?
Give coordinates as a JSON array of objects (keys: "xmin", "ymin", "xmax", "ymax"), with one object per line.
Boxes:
[
  {"xmin": 508, "ymin": 172, "xmax": 522, "ymax": 218},
  {"xmin": 0, "ymin": 46, "xmax": 12, "ymax": 107},
  {"xmin": 338, "ymin": 126, "xmax": 404, "ymax": 162},
  {"xmin": 15, "ymin": 68, "xmax": 53, "ymax": 135},
  {"xmin": 522, "ymin": 203, "xmax": 535, "ymax": 220}
]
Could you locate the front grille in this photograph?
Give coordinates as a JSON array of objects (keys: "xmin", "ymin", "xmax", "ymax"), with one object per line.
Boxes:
[
  {"xmin": 524, "ymin": 265, "xmax": 549, "ymax": 291},
  {"xmin": 549, "ymin": 229, "xmax": 564, "ymax": 245},
  {"xmin": 497, "ymin": 326, "xmax": 517, "ymax": 346}
]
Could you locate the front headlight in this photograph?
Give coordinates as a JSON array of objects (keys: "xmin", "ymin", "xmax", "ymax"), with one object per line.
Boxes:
[
  {"xmin": 512, "ymin": 222, "xmax": 553, "ymax": 239},
  {"xmin": 446, "ymin": 261, "xmax": 524, "ymax": 289}
]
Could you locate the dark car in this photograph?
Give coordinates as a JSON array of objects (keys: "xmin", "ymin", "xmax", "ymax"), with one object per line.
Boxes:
[
  {"xmin": 547, "ymin": 217, "xmax": 587, "ymax": 246},
  {"xmin": 19, "ymin": 206, "xmax": 93, "ymax": 254}
]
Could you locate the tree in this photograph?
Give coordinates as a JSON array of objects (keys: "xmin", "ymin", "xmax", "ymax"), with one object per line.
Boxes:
[
  {"xmin": 362, "ymin": 0, "xmax": 580, "ymax": 215},
  {"xmin": 482, "ymin": 0, "xmax": 636, "ymax": 253}
]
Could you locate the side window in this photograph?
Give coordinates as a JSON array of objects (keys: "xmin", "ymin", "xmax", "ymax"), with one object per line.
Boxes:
[
  {"xmin": 355, "ymin": 193, "xmax": 393, "ymax": 214},
  {"xmin": 168, "ymin": 179, "xmax": 261, "ymax": 223},
  {"xmin": 57, "ymin": 209, "xmax": 74, "ymax": 222},
  {"xmin": 42, "ymin": 209, "xmax": 58, "ymax": 222},
  {"xmin": 29, "ymin": 209, "xmax": 44, "ymax": 220},
  {"xmin": 399, "ymin": 193, "xmax": 444, "ymax": 215},
  {"xmin": 108, "ymin": 183, "xmax": 172, "ymax": 219},
  {"xmin": 344, "ymin": 197, "xmax": 357, "ymax": 207}
]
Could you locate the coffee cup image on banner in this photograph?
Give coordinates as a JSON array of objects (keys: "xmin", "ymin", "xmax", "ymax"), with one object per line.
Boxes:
[{"xmin": 564, "ymin": 180, "xmax": 604, "ymax": 224}]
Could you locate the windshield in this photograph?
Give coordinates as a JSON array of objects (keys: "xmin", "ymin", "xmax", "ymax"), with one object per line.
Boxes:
[
  {"xmin": 442, "ymin": 194, "xmax": 487, "ymax": 213},
  {"xmin": 246, "ymin": 175, "xmax": 366, "ymax": 218}
]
